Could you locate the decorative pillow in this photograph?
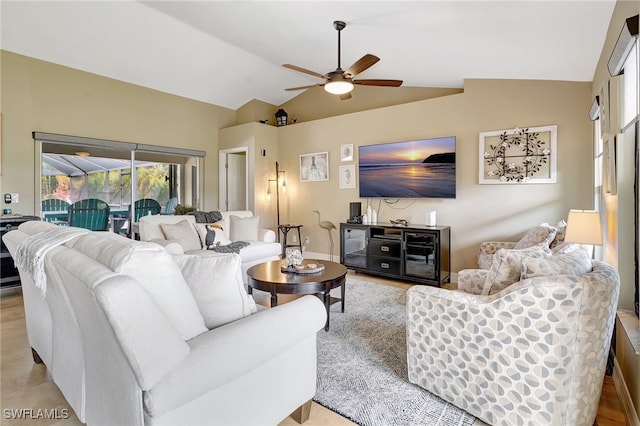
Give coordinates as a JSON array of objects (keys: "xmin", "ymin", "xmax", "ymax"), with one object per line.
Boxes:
[
  {"xmin": 513, "ymin": 224, "xmax": 557, "ymax": 250},
  {"xmin": 521, "ymin": 248, "xmax": 592, "ymax": 279},
  {"xmin": 483, "ymin": 245, "xmax": 551, "ymax": 295},
  {"xmin": 194, "ymin": 223, "xmax": 231, "ymax": 249},
  {"xmin": 174, "ymin": 253, "xmax": 256, "ymax": 329},
  {"xmin": 229, "ymin": 215, "xmax": 259, "ymax": 241},
  {"xmin": 549, "ymin": 219, "xmax": 567, "ymax": 249},
  {"xmin": 550, "ymin": 241, "xmax": 580, "ymax": 255},
  {"xmin": 160, "ymin": 220, "xmax": 202, "ymax": 252}
]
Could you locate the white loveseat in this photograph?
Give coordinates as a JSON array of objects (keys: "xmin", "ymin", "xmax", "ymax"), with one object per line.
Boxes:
[
  {"xmin": 138, "ymin": 211, "xmax": 281, "ymax": 282},
  {"xmin": 3, "ymin": 221, "xmax": 326, "ymax": 425}
]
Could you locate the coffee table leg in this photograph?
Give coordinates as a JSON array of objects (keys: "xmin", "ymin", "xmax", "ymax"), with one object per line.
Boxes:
[
  {"xmin": 270, "ymin": 291, "xmax": 278, "ymax": 307},
  {"xmin": 324, "ymin": 283, "xmax": 331, "ymax": 331},
  {"xmin": 341, "ymin": 279, "xmax": 345, "ymax": 313}
]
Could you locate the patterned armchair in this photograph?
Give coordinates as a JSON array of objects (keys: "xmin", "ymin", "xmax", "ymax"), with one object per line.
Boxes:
[{"xmin": 406, "ymin": 260, "xmax": 619, "ymax": 426}]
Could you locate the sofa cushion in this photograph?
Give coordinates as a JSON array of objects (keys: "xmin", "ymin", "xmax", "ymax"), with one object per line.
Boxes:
[
  {"xmin": 160, "ymin": 220, "xmax": 202, "ymax": 252},
  {"xmin": 139, "ymin": 215, "xmax": 196, "ymax": 241},
  {"xmin": 229, "ymin": 215, "xmax": 259, "ymax": 241},
  {"xmin": 513, "ymin": 224, "xmax": 557, "ymax": 250},
  {"xmin": 521, "ymin": 249, "xmax": 592, "ymax": 280},
  {"xmin": 483, "ymin": 245, "xmax": 551, "ymax": 295},
  {"xmin": 175, "ymin": 253, "xmax": 256, "ymax": 329},
  {"xmin": 66, "ymin": 233, "xmax": 207, "ymax": 340},
  {"xmin": 194, "ymin": 223, "xmax": 231, "ymax": 248}
]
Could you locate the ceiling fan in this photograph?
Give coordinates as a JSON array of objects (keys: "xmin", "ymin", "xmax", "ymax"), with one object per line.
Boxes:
[{"xmin": 283, "ymin": 20, "xmax": 403, "ymax": 100}]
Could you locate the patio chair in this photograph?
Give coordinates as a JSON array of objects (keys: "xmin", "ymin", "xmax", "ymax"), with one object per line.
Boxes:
[
  {"xmin": 119, "ymin": 198, "xmax": 161, "ymax": 237},
  {"xmin": 41, "ymin": 198, "xmax": 71, "ymax": 225},
  {"xmin": 162, "ymin": 197, "xmax": 178, "ymax": 215},
  {"xmin": 68, "ymin": 199, "xmax": 110, "ymax": 231}
]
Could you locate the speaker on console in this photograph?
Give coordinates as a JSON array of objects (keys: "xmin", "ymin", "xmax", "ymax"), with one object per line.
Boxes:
[{"xmin": 347, "ymin": 202, "xmax": 362, "ymax": 224}]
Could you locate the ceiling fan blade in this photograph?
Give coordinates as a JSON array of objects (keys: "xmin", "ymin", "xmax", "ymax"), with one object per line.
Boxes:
[
  {"xmin": 339, "ymin": 93, "xmax": 352, "ymax": 101},
  {"xmin": 285, "ymin": 83, "xmax": 324, "ymax": 91},
  {"xmin": 283, "ymin": 64, "xmax": 326, "ymax": 80},
  {"xmin": 344, "ymin": 54, "xmax": 380, "ymax": 77},
  {"xmin": 353, "ymin": 79, "xmax": 403, "ymax": 87}
]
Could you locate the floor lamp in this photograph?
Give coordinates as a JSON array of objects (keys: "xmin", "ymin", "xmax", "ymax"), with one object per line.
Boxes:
[
  {"xmin": 565, "ymin": 209, "xmax": 603, "ymax": 258},
  {"xmin": 267, "ymin": 161, "xmax": 286, "ymax": 240}
]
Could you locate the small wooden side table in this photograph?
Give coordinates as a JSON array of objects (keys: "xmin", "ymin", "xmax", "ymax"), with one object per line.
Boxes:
[{"xmin": 278, "ymin": 224, "xmax": 303, "ymax": 258}]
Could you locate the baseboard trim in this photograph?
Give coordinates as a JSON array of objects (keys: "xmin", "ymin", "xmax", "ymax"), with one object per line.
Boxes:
[{"xmin": 613, "ymin": 357, "xmax": 640, "ymax": 426}]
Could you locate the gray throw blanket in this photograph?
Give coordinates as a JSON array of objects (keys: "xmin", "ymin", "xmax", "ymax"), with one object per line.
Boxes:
[
  {"xmin": 208, "ymin": 241, "xmax": 250, "ymax": 254},
  {"xmin": 187, "ymin": 210, "xmax": 223, "ymax": 223}
]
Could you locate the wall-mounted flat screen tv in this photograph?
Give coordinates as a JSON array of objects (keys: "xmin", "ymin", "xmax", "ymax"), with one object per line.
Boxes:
[{"xmin": 358, "ymin": 136, "xmax": 456, "ymax": 198}]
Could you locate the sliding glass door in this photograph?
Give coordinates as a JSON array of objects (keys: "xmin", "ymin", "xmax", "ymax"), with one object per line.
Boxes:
[{"xmin": 34, "ymin": 132, "xmax": 204, "ymax": 231}]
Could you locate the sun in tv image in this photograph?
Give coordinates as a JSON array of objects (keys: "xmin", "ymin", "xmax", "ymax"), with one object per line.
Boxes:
[{"xmin": 358, "ymin": 136, "xmax": 456, "ymax": 198}]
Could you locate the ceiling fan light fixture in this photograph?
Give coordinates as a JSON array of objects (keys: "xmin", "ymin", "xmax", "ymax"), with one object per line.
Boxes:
[{"xmin": 324, "ymin": 74, "xmax": 354, "ymax": 95}]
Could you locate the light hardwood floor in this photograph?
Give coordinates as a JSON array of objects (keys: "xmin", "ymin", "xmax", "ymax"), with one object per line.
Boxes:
[{"xmin": 0, "ymin": 272, "xmax": 627, "ymax": 425}]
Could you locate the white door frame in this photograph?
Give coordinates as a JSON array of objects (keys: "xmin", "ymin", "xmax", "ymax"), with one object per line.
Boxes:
[{"xmin": 219, "ymin": 147, "xmax": 249, "ymax": 212}]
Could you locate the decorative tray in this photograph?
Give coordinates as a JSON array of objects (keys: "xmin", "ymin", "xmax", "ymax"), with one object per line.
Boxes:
[{"xmin": 281, "ymin": 263, "xmax": 325, "ymax": 274}]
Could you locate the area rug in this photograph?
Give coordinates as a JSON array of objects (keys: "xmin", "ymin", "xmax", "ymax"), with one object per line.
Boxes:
[{"xmin": 315, "ymin": 278, "xmax": 476, "ymax": 426}]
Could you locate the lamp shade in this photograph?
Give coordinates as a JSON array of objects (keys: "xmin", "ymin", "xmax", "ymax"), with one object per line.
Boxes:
[{"xmin": 565, "ymin": 209, "xmax": 603, "ymax": 245}]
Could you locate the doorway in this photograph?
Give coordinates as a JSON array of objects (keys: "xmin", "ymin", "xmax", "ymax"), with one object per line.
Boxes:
[{"xmin": 219, "ymin": 148, "xmax": 248, "ymax": 212}]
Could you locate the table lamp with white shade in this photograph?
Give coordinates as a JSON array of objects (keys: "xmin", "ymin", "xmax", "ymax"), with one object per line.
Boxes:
[{"xmin": 564, "ymin": 209, "xmax": 603, "ymax": 257}]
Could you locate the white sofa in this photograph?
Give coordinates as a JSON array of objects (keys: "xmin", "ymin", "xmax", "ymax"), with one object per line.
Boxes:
[
  {"xmin": 138, "ymin": 211, "xmax": 281, "ymax": 282},
  {"xmin": 3, "ymin": 221, "xmax": 326, "ymax": 425}
]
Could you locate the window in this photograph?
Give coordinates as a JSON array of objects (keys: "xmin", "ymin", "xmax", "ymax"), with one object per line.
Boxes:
[
  {"xmin": 620, "ymin": 38, "xmax": 639, "ymax": 317},
  {"xmin": 34, "ymin": 132, "xmax": 204, "ymax": 230}
]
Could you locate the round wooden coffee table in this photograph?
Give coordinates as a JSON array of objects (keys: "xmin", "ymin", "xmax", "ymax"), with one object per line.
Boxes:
[{"xmin": 247, "ymin": 259, "xmax": 347, "ymax": 331}]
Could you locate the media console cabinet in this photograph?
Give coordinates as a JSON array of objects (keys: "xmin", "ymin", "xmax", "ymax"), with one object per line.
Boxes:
[
  {"xmin": 1, "ymin": 215, "xmax": 41, "ymax": 289},
  {"xmin": 340, "ymin": 222, "xmax": 450, "ymax": 286}
]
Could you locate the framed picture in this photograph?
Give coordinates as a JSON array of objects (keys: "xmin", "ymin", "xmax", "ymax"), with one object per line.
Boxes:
[
  {"xmin": 605, "ymin": 135, "xmax": 618, "ymax": 195},
  {"xmin": 479, "ymin": 124, "xmax": 557, "ymax": 184},
  {"xmin": 339, "ymin": 165, "xmax": 356, "ymax": 189},
  {"xmin": 300, "ymin": 152, "xmax": 329, "ymax": 182},
  {"xmin": 340, "ymin": 144, "xmax": 354, "ymax": 162},
  {"xmin": 599, "ymin": 83, "xmax": 609, "ymax": 137}
]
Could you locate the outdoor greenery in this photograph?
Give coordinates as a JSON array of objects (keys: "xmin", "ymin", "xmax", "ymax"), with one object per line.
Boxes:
[
  {"xmin": 42, "ymin": 164, "xmax": 171, "ymax": 206},
  {"xmin": 174, "ymin": 204, "xmax": 197, "ymax": 215}
]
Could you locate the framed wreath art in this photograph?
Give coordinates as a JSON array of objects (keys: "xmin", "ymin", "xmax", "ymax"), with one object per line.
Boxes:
[{"xmin": 479, "ymin": 124, "xmax": 557, "ymax": 184}]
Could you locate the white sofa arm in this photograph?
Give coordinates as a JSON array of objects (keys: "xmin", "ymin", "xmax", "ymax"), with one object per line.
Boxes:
[
  {"xmin": 95, "ymin": 277, "xmax": 191, "ymax": 391},
  {"xmin": 144, "ymin": 295, "xmax": 326, "ymax": 417},
  {"xmin": 258, "ymin": 228, "xmax": 276, "ymax": 243}
]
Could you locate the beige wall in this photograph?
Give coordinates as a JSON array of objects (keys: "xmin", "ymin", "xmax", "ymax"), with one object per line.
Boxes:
[
  {"xmin": 276, "ymin": 79, "xmax": 593, "ymax": 269},
  {"xmin": 219, "ymin": 122, "xmax": 278, "ymax": 229},
  {"xmin": 0, "ymin": 51, "xmax": 236, "ymax": 214},
  {"xmin": 591, "ymin": 0, "xmax": 640, "ymax": 419}
]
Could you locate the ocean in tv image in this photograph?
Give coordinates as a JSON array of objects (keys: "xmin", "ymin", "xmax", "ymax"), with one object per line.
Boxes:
[{"xmin": 358, "ymin": 136, "xmax": 456, "ymax": 198}]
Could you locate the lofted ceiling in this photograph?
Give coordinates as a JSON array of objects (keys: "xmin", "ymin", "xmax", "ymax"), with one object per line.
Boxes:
[{"xmin": 1, "ymin": 1, "xmax": 616, "ymax": 111}]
